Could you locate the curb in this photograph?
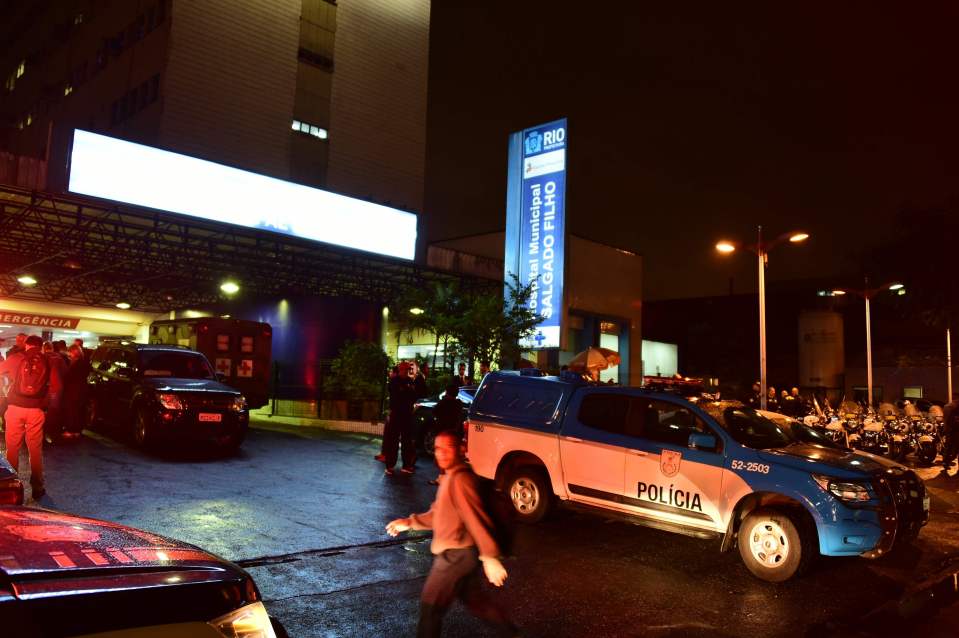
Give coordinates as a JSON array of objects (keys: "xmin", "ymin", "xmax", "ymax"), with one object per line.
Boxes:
[{"xmin": 250, "ymin": 412, "xmax": 385, "ymax": 437}]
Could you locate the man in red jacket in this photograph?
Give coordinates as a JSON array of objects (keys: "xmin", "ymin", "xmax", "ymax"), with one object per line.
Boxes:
[
  {"xmin": 0, "ymin": 335, "xmax": 62, "ymax": 499},
  {"xmin": 387, "ymin": 431, "xmax": 517, "ymax": 637}
]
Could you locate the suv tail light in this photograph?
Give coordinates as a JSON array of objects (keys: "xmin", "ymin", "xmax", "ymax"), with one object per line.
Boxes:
[{"xmin": 0, "ymin": 477, "xmax": 25, "ymax": 505}]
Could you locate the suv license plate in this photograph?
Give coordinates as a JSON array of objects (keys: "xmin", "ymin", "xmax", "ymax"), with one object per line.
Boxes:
[{"xmin": 198, "ymin": 413, "xmax": 222, "ymax": 423}]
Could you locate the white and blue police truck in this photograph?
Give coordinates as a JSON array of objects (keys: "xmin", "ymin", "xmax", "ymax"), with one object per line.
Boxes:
[{"xmin": 465, "ymin": 372, "xmax": 929, "ymax": 582}]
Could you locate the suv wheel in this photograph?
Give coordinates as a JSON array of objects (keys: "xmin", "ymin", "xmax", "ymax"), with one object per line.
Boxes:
[
  {"xmin": 132, "ymin": 408, "xmax": 155, "ymax": 450},
  {"xmin": 507, "ymin": 466, "xmax": 552, "ymax": 524},
  {"xmin": 737, "ymin": 507, "xmax": 812, "ymax": 582},
  {"xmin": 83, "ymin": 398, "xmax": 99, "ymax": 428}
]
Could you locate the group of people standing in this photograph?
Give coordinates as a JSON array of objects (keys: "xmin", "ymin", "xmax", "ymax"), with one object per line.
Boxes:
[
  {"xmin": 0, "ymin": 333, "xmax": 92, "ymax": 499},
  {"xmin": 376, "ymin": 360, "xmax": 489, "ymax": 477},
  {"xmin": 745, "ymin": 381, "xmax": 810, "ymax": 418}
]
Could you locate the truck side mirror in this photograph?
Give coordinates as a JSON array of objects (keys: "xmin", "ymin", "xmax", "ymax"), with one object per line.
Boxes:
[{"xmin": 688, "ymin": 432, "xmax": 716, "ymax": 451}]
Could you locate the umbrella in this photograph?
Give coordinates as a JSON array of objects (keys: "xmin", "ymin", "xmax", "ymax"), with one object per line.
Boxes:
[{"xmin": 567, "ymin": 347, "xmax": 621, "ymax": 372}]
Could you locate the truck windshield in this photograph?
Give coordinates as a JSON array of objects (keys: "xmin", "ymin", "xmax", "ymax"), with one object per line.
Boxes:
[
  {"xmin": 140, "ymin": 351, "xmax": 215, "ymax": 380},
  {"xmin": 704, "ymin": 404, "xmax": 838, "ymax": 450}
]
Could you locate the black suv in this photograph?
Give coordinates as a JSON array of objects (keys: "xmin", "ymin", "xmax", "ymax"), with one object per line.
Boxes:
[{"xmin": 85, "ymin": 343, "xmax": 249, "ymax": 451}]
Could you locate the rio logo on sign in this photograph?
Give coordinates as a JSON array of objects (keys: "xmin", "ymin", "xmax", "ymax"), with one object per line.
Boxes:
[{"xmin": 505, "ymin": 118, "xmax": 567, "ymax": 350}]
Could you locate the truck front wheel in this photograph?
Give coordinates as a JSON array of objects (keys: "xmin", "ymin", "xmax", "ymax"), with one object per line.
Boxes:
[
  {"xmin": 737, "ymin": 507, "xmax": 811, "ymax": 582},
  {"xmin": 507, "ymin": 467, "xmax": 552, "ymax": 524}
]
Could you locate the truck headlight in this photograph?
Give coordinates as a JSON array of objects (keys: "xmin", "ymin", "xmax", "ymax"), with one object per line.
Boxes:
[
  {"xmin": 158, "ymin": 393, "xmax": 184, "ymax": 410},
  {"xmin": 813, "ymin": 474, "xmax": 873, "ymax": 502},
  {"xmin": 210, "ymin": 601, "xmax": 277, "ymax": 638},
  {"xmin": 232, "ymin": 395, "xmax": 248, "ymax": 411}
]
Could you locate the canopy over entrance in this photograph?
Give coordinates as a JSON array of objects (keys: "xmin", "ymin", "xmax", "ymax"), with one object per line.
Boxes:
[{"xmin": 0, "ymin": 184, "xmax": 490, "ymax": 313}]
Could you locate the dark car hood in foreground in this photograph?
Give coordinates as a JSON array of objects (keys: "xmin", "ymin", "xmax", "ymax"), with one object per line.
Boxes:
[
  {"xmin": 138, "ymin": 377, "xmax": 241, "ymax": 395},
  {"xmin": 757, "ymin": 444, "xmax": 906, "ymax": 478},
  {"xmin": 0, "ymin": 506, "xmax": 239, "ymax": 579},
  {"xmin": 0, "ymin": 507, "xmax": 258, "ymax": 635}
]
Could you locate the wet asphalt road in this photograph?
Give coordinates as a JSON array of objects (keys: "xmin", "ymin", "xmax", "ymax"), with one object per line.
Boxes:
[{"xmin": 9, "ymin": 420, "xmax": 959, "ymax": 637}]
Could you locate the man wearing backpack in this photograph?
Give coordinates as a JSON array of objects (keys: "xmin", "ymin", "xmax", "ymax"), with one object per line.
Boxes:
[
  {"xmin": 0, "ymin": 335, "xmax": 61, "ymax": 499},
  {"xmin": 387, "ymin": 431, "xmax": 517, "ymax": 638}
]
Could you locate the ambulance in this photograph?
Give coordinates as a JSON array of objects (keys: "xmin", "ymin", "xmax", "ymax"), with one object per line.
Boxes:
[{"xmin": 149, "ymin": 317, "xmax": 272, "ymax": 409}]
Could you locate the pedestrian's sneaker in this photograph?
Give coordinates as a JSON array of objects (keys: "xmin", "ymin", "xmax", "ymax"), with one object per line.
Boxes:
[
  {"xmin": 400, "ymin": 466, "xmax": 415, "ymax": 475},
  {"xmin": 384, "ymin": 468, "xmax": 395, "ymax": 476}
]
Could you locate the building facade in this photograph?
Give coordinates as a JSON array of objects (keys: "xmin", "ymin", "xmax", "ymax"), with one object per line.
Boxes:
[{"xmin": 0, "ymin": 0, "xmax": 430, "ymax": 212}]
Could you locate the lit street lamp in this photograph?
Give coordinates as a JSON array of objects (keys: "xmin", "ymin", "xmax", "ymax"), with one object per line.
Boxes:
[
  {"xmin": 831, "ymin": 279, "xmax": 903, "ymax": 408},
  {"xmin": 716, "ymin": 227, "xmax": 810, "ymax": 410}
]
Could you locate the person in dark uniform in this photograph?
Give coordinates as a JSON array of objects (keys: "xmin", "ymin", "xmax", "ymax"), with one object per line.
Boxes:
[
  {"xmin": 766, "ymin": 386, "xmax": 780, "ymax": 413},
  {"xmin": 383, "ymin": 361, "xmax": 424, "ymax": 476},
  {"xmin": 941, "ymin": 395, "xmax": 959, "ymax": 470},
  {"xmin": 746, "ymin": 381, "xmax": 762, "ymax": 409}
]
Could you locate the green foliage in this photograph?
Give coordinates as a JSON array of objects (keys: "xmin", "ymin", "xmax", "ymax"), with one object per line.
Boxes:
[
  {"xmin": 393, "ymin": 275, "xmax": 544, "ymax": 376},
  {"xmin": 329, "ymin": 340, "xmax": 392, "ymax": 400}
]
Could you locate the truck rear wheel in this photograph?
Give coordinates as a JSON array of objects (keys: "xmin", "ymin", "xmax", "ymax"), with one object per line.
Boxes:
[
  {"xmin": 506, "ymin": 467, "xmax": 552, "ymax": 523},
  {"xmin": 737, "ymin": 507, "xmax": 811, "ymax": 582}
]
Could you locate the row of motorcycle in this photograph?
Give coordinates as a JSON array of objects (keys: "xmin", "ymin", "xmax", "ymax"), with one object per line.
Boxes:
[{"xmin": 801, "ymin": 400, "xmax": 944, "ymax": 465}]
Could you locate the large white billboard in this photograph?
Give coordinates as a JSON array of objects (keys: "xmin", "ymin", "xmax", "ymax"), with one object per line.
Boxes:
[{"xmin": 67, "ymin": 130, "xmax": 417, "ymax": 260}]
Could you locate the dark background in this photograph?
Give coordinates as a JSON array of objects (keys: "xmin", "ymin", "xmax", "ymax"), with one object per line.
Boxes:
[{"xmin": 424, "ymin": 2, "xmax": 959, "ymax": 300}]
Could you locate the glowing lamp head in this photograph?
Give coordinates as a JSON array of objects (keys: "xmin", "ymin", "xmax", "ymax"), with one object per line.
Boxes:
[
  {"xmin": 17, "ymin": 275, "xmax": 37, "ymax": 286},
  {"xmin": 115, "ymin": 302, "xmax": 131, "ymax": 309},
  {"xmin": 220, "ymin": 281, "xmax": 240, "ymax": 295},
  {"xmin": 409, "ymin": 307, "xmax": 424, "ymax": 315},
  {"xmin": 715, "ymin": 241, "xmax": 736, "ymax": 254},
  {"xmin": 789, "ymin": 232, "xmax": 809, "ymax": 243},
  {"xmin": 831, "ymin": 290, "xmax": 846, "ymax": 296},
  {"xmin": 888, "ymin": 283, "xmax": 904, "ymax": 291}
]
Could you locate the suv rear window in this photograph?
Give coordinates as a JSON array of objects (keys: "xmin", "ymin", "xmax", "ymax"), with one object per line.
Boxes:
[
  {"xmin": 471, "ymin": 378, "xmax": 565, "ymax": 430},
  {"xmin": 139, "ymin": 350, "xmax": 215, "ymax": 379}
]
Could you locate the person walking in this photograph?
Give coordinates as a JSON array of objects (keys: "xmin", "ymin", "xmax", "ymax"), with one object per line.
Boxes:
[
  {"xmin": 0, "ymin": 335, "xmax": 62, "ymax": 499},
  {"xmin": 387, "ymin": 431, "xmax": 517, "ymax": 638}
]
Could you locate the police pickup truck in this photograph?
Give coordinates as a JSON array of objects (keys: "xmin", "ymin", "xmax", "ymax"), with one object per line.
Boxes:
[{"xmin": 465, "ymin": 372, "xmax": 929, "ymax": 582}]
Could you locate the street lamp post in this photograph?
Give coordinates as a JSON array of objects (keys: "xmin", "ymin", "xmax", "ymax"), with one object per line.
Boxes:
[
  {"xmin": 831, "ymin": 280, "xmax": 902, "ymax": 408},
  {"xmin": 717, "ymin": 227, "xmax": 809, "ymax": 410}
]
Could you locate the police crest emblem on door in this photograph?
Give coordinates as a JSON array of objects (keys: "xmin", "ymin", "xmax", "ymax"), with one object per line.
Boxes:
[{"xmin": 660, "ymin": 450, "xmax": 682, "ymax": 477}]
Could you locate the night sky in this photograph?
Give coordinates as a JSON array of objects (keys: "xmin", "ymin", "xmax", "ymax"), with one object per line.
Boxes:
[{"xmin": 424, "ymin": 2, "xmax": 959, "ymax": 300}]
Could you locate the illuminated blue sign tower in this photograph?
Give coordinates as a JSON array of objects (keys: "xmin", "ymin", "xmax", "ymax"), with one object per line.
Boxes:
[{"xmin": 504, "ymin": 118, "xmax": 568, "ymax": 349}]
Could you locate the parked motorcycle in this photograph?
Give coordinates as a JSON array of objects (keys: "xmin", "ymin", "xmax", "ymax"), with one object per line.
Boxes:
[
  {"xmin": 860, "ymin": 412, "xmax": 890, "ymax": 456},
  {"xmin": 916, "ymin": 407, "xmax": 943, "ymax": 466},
  {"xmin": 840, "ymin": 401, "xmax": 863, "ymax": 450}
]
